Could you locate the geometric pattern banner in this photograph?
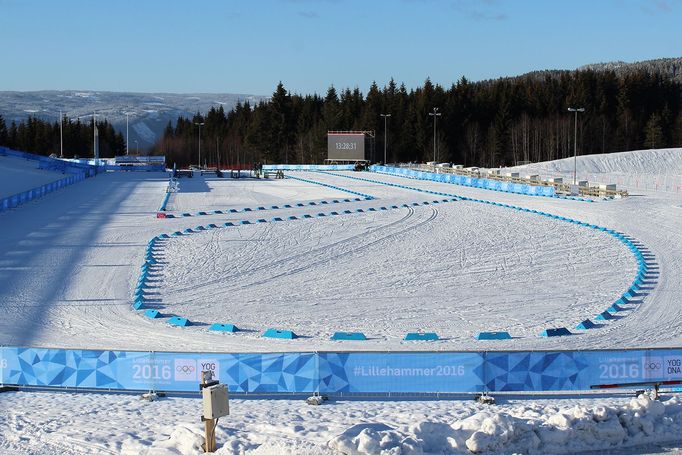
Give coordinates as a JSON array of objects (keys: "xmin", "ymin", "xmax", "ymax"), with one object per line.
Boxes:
[{"xmin": 2, "ymin": 347, "xmax": 682, "ymax": 394}]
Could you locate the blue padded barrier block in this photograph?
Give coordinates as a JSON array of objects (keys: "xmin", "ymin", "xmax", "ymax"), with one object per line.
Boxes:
[
  {"xmin": 576, "ymin": 319, "xmax": 597, "ymax": 330},
  {"xmin": 356, "ymin": 209, "xmax": 364, "ymax": 212},
  {"xmin": 475, "ymin": 331, "xmax": 512, "ymax": 340},
  {"xmin": 132, "ymin": 300, "xmax": 145, "ymax": 310},
  {"xmin": 195, "ymin": 226, "xmax": 206, "ymax": 230},
  {"xmin": 303, "ymin": 214, "xmax": 313, "ymax": 218},
  {"xmin": 168, "ymin": 316, "xmax": 190, "ymax": 327},
  {"xmin": 272, "ymin": 217, "xmax": 283, "ymax": 222},
  {"xmin": 297, "ymin": 203, "xmax": 305, "ymax": 207},
  {"xmin": 330, "ymin": 212, "xmax": 339, "ymax": 215},
  {"xmin": 198, "ymin": 211, "xmax": 208, "ymax": 215},
  {"xmin": 240, "ymin": 220, "xmax": 251, "ymax": 225},
  {"xmin": 595, "ymin": 311, "xmax": 615, "ymax": 321},
  {"xmin": 224, "ymin": 222, "xmax": 235, "ymax": 227},
  {"xmin": 257, "ymin": 219, "xmax": 267, "ymax": 223},
  {"xmin": 317, "ymin": 213, "xmax": 326, "ymax": 217},
  {"xmin": 182, "ymin": 213, "xmax": 192, "ymax": 217},
  {"xmin": 159, "ymin": 234, "xmax": 170, "ymax": 238},
  {"xmin": 214, "ymin": 210, "xmax": 223, "ymax": 214},
  {"xmin": 540, "ymin": 327, "xmax": 572, "ymax": 337},
  {"xmin": 209, "ymin": 323, "xmax": 238, "ymax": 333},
  {"xmin": 257, "ymin": 207, "xmax": 266, "ymax": 211},
  {"xmin": 271, "ymin": 205, "xmax": 280, "ymax": 209},
  {"xmin": 320, "ymin": 201, "xmax": 328, "ymax": 204},
  {"xmin": 243, "ymin": 208, "xmax": 252, "ymax": 212},
  {"xmin": 608, "ymin": 303, "xmax": 625, "ymax": 312},
  {"xmin": 208, "ymin": 224, "xmax": 218, "ymax": 228},
  {"xmin": 380, "ymin": 207, "xmax": 388, "ymax": 210},
  {"xmin": 183, "ymin": 228, "xmax": 193, "ymax": 233},
  {"xmin": 344, "ymin": 210, "xmax": 352, "ymax": 214},
  {"xmin": 284, "ymin": 204, "xmax": 292, "ymax": 208},
  {"xmin": 172, "ymin": 231, "xmax": 183, "ymax": 236},
  {"xmin": 262, "ymin": 328, "xmax": 297, "ymax": 339},
  {"xmin": 308, "ymin": 202, "xmax": 317, "ymax": 205},
  {"xmin": 404, "ymin": 332, "xmax": 439, "ymax": 341},
  {"xmin": 331, "ymin": 332, "xmax": 367, "ymax": 341},
  {"xmin": 288, "ymin": 216, "xmax": 298, "ymax": 220},
  {"xmin": 144, "ymin": 309, "xmax": 161, "ymax": 319},
  {"xmin": 230, "ymin": 209, "xmax": 238, "ymax": 213}
]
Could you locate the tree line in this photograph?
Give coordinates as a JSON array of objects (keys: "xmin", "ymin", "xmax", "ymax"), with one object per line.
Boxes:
[
  {"xmin": 0, "ymin": 115, "xmax": 125, "ymax": 158},
  {"xmin": 153, "ymin": 68, "xmax": 682, "ymax": 169}
]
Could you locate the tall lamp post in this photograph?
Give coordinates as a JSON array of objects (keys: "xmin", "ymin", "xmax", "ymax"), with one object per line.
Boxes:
[
  {"xmin": 58, "ymin": 110, "xmax": 64, "ymax": 158},
  {"xmin": 194, "ymin": 122, "xmax": 205, "ymax": 168},
  {"xmin": 134, "ymin": 139, "xmax": 139, "ymax": 155},
  {"xmin": 379, "ymin": 113, "xmax": 391, "ymax": 164},
  {"xmin": 428, "ymin": 107, "xmax": 441, "ymax": 162},
  {"xmin": 92, "ymin": 112, "xmax": 99, "ymax": 162},
  {"xmin": 568, "ymin": 107, "xmax": 585, "ymax": 185},
  {"xmin": 125, "ymin": 112, "xmax": 134, "ymax": 155}
]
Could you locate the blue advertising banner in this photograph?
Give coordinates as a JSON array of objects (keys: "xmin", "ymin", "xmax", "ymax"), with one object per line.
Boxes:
[
  {"xmin": 370, "ymin": 166, "xmax": 556, "ymax": 198},
  {"xmin": 3, "ymin": 347, "xmax": 680, "ymax": 394},
  {"xmin": 319, "ymin": 352, "xmax": 485, "ymax": 393},
  {"xmin": 263, "ymin": 164, "xmax": 354, "ymax": 171}
]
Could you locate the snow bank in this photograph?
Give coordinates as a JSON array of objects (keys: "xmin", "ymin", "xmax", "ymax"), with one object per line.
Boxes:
[
  {"xmin": 510, "ymin": 148, "xmax": 682, "ymax": 176},
  {"xmin": 328, "ymin": 395, "xmax": 682, "ymax": 454},
  {"xmin": 0, "ymin": 154, "xmax": 66, "ymax": 198}
]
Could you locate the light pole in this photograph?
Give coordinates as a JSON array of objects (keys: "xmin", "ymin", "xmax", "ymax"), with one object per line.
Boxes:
[
  {"xmin": 125, "ymin": 112, "xmax": 134, "ymax": 155},
  {"xmin": 134, "ymin": 139, "xmax": 139, "ymax": 155},
  {"xmin": 92, "ymin": 112, "xmax": 99, "ymax": 162},
  {"xmin": 380, "ymin": 113, "xmax": 391, "ymax": 164},
  {"xmin": 568, "ymin": 107, "xmax": 585, "ymax": 184},
  {"xmin": 428, "ymin": 107, "xmax": 441, "ymax": 162},
  {"xmin": 59, "ymin": 110, "xmax": 64, "ymax": 158},
  {"xmin": 194, "ymin": 122, "xmax": 205, "ymax": 168}
]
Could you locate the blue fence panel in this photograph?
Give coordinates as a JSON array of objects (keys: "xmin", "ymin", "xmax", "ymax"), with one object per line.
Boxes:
[{"xmin": 319, "ymin": 352, "xmax": 485, "ymax": 394}]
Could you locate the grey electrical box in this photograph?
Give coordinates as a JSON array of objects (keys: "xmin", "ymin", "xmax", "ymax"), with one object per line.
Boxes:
[{"xmin": 202, "ymin": 384, "xmax": 229, "ymax": 420}]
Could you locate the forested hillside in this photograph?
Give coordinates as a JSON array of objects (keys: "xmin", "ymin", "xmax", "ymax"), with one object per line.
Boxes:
[{"xmin": 156, "ymin": 65, "xmax": 682, "ymax": 168}]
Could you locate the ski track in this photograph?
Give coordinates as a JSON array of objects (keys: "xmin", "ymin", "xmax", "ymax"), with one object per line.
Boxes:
[{"xmin": 0, "ymin": 160, "xmax": 679, "ymax": 352}]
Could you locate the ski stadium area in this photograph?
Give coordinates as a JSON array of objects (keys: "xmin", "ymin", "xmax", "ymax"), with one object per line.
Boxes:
[{"xmin": 1, "ymin": 147, "xmax": 682, "ymax": 454}]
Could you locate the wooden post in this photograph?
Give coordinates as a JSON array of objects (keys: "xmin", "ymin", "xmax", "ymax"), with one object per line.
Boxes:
[{"xmin": 202, "ymin": 372, "xmax": 216, "ymax": 453}]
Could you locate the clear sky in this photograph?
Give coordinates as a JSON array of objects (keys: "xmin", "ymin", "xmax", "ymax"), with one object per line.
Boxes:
[{"xmin": 1, "ymin": 0, "xmax": 680, "ymax": 96}]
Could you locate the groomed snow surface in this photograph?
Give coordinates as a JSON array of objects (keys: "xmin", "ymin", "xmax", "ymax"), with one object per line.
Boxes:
[{"xmin": 1, "ymin": 148, "xmax": 682, "ymax": 453}]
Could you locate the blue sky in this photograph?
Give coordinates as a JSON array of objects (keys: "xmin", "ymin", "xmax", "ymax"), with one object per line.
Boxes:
[{"xmin": 1, "ymin": 0, "xmax": 680, "ymax": 96}]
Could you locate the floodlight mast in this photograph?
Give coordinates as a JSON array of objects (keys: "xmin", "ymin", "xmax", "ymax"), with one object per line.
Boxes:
[
  {"xmin": 568, "ymin": 107, "xmax": 585, "ymax": 185},
  {"xmin": 380, "ymin": 114, "xmax": 391, "ymax": 164},
  {"xmin": 428, "ymin": 108, "xmax": 441, "ymax": 162},
  {"xmin": 195, "ymin": 122, "xmax": 205, "ymax": 168}
]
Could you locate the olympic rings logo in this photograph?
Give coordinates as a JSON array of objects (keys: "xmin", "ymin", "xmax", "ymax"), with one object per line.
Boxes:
[
  {"xmin": 176, "ymin": 365, "xmax": 196, "ymax": 373},
  {"xmin": 644, "ymin": 362, "xmax": 661, "ymax": 370}
]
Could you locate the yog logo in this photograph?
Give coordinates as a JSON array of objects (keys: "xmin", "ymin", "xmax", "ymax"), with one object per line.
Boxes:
[
  {"xmin": 174, "ymin": 358, "xmax": 197, "ymax": 381},
  {"xmin": 198, "ymin": 358, "xmax": 220, "ymax": 381}
]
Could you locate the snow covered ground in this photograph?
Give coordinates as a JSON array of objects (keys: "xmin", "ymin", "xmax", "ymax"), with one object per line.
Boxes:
[
  {"xmin": 0, "ymin": 150, "xmax": 681, "ymax": 351},
  {"xmin": 2, "ymin": 389, "xmax": 682, "ymax": 454},
  {"xmin": 1, "ymin": 148, "xmax": 682, "ymax": 454},
  {"xmin": 504, "ymin": 148, "xmax": 682, "ymax": 194},
  {"xmin": 0, "ymin": 154, "xmax": 68, "ymax": 198}
]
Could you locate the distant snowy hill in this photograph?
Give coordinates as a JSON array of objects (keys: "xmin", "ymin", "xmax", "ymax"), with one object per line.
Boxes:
[{"xmin": 0, "ymin": 90, "xmax": 266, "ymax": 148}]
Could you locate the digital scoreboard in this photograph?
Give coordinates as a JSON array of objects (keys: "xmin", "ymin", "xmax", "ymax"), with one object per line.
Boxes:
[{"xmin": 327, "ymin": 133, "xmax": 365, "ymax": 161}]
